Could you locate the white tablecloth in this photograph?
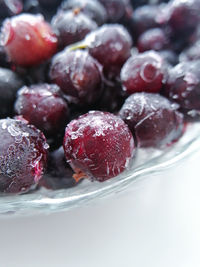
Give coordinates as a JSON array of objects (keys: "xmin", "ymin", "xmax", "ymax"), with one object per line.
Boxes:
[{"xmin": 0, "ymin": 150, "xmax": 200, "ymax": 267}]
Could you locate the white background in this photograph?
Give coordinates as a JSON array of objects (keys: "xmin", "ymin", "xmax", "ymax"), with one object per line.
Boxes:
[{"xmin": 0, "ymin": 150, "xmax": 200, "ymax": 267}]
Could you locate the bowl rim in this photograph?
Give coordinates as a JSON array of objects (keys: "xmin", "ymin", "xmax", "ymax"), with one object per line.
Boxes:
[{"xmin": 0, "ymin": 122, "xmax": 200, "ymax": 217}]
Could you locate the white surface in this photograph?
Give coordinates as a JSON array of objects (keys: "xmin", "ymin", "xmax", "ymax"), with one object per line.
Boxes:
[{"xmin": 0, "ymin": 151, "xmax": 200, "ymax": 267}]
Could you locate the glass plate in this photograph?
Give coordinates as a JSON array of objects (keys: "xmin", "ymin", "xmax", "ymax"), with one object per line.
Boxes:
[{"xmin": 0, "ymin": 122, "xmax": 200, "ymax": 217}]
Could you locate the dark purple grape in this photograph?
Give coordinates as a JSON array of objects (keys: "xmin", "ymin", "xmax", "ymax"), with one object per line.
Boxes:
[
  {"xmin": 0, "ymin": 67, "xmax": 24, "ymax": 118},
  {"xmin": 120, "ymin": 51, "xmax": 167, "ymax": 95},
  {"xmin": 164, "ymin": 60, "xmax": 200, "ymax": 119},
  {"xmin": 166, "ymin": 0, "xmax": 200, "ymax": 37},
  {"xmin": 49, "ymin": 49, "xmax": 103, "ymax": 106},
  {"xmin": 61, "ymin": 0, "xmax": 107, "ymax": 26},
  {"xmin": 138, "ymin": 28, "xmax": 169, "ymax": 52},
  {"xmin": 14, "ymin": 83, "xmax": 69, "ymax": 138},
  {"xmin": 86, "ymin": 24, "xmax": 132, "ymax": 78},
  {"xmin": 120, "ymin": 0, "xmax": 133, "ymax": 25},
  {"xmin": 51, "ymin": 9, "xmax": 97, "ymax": 49},
  {"xmin": 0, "ymin": 118, "xmax": 48, "ymax": 194},
  {"xmin": 130, "ymin": 5, "xmax": 160, "ymax": 38},
  {"xmin": 99, "ymin": 0, "xmax": 132, "ymax": 23},
  {"xmin": 155, "ymin": 1, "xmax": 200, "ymax": 52},
  {"xmin": 63, "ymin": 111, "xmax": 135, "ymax": 182},
  {"xmin": 119, "ymin": 93, "xmax": 184, "ymax": 148}
]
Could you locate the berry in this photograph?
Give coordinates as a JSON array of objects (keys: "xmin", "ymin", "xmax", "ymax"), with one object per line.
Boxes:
[
  {"xmin": 39, "ymin": 147, "xmax": 77, "ymax": 190},
  {"xmin": 130, "ymin": 5, "xmax": 160, "ymax": 38},
  {"xmin": 14, "ymin": 83, "xmax": 69, "ymax": 138},
  {"xmin": 61, "ymin": 0, "xmax": 107, "ymax": 26},
  {"xmin": 0, "ymin": 0, "xmax": 199, "ymax": 196},
  {"xmin": 0, "ymin": 118, "xmax": 48, "ymax": 193},
  {"xmin": 120, "ymin": 0, "xmax": 133, "ymax": 25},
  {"xmin": 49, "ymin": 49, "xmax": 103, "ymax": 106},
  {"xmin": 121, "ymin": 51, "xmax": 166, "ymax": 95},
  {"xmin": 164, "ymin": 61, "xmax": 200, "ymax": 119},
  {"xmin": 63, "ymin": 111, "xmax": 135, "ymax": 182},
  {"xmin": 167, "ymin": 0, "xmax": 200, "ymax": 36},
  {"xmin": 99, "ymin": 0, "xmax": 131, "ymax": 23},
  {"xmin": 119, "ymin": 93, "xmax": 184, "ymax": 147},
  {"xmin": 86, "ymin": 24, "xmax": 132, "ymax": 78},
  {"xmin": 1, "ymin": 13, "xmax": 57, "ymax": 66},
  {"xmin": 52, "ymin": 9, "xmax": 97, "ymax": 49},
  {"xmin": 0, "ymin": 67, "xmax": 24, "ymax": 118},
  {"xmin": 138, "ymin": 28, "xmax": 169, "ymax": 52}
]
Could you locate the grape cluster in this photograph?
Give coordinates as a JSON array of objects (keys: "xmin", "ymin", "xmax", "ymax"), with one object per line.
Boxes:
[{"xmin": 0, "ymin": 0, "xmax": 199, "ymax": 194}]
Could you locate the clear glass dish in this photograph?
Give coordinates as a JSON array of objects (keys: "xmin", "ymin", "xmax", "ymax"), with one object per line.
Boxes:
[{"xmin": 0, "ymin": 122, "xmax": 200, "ymax": 217}]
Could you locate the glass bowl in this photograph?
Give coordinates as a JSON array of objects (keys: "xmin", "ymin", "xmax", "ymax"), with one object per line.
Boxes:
[{"xmin": 0, "ymin": 122, "xmax": 200, "ymax": 217}]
